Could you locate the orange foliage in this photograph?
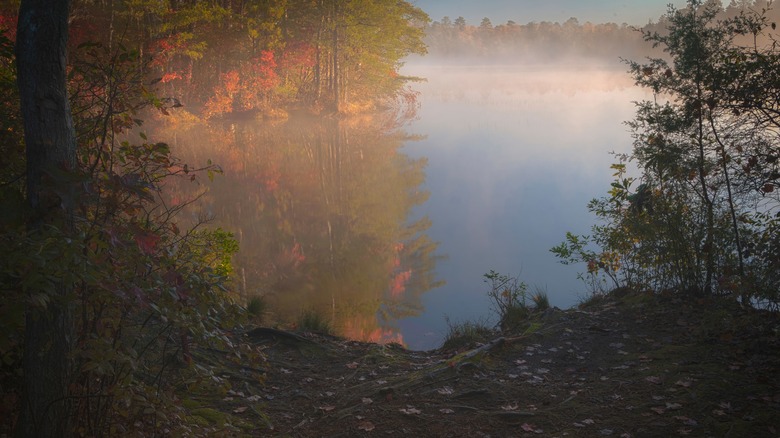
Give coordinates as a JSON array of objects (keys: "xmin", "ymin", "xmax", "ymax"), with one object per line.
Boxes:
[
  {"xmin": 342, "ymin": 316, "xmax": 405, "ymax": 345},
  {"xmin": 204, "ymin": 52, "xmax": 280, "ymax": 117},
  {"xmin": 389, "ymin": 269, "xmax": 412, "ymax": 298},
  {"xmin": 160, "ymin": 72, "xmax": 182, "ymax": 83}
]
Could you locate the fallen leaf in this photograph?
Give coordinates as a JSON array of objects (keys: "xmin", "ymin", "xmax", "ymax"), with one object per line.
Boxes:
[
  {"xmin": 651, "ymin": 407, "xmax": 666, "ymax": 415},
  {"xmin": 666, "ymin": 402, "xmax": 683, "ymax": 410},
  {"xmin": 437, "ymin": 387, "xmax": 454, "ymax": 395},
  {"xmin": 501, "ymin": 404, "xmax": 519, "ymax": 411},
  {"xmin": 440, "ymin": 408, "xmax": 455, "ymax": 414},
  {"xmin": 673, "ymin": 416, "xmax": 698, "ymax": 426},
  {"xmin": 521, "ymin": 423, "xmax": 536, "ymax": 432},
  {"xmin": 582, "ymin": 419, "xmax": 596, "ymax": 425},
  {"xmin": 318, "ymin": 405, "xmax": 335, "ymax": 412},
  {"xmin": 357, "ymin": 421, "xmax": 375, "ymax": 432},
  {"xmin": 399, "ymin": 406, "xmax": 421, "ymax": 415},
  {"xmin": 233, "ymin": 406, "xmax": 248, "ymax": 414},
  {"xmin": 600, "ymin": 429, "xmax": 614, "ymax": 436},
  {"xmin": 362, "ymin": 397, "xmax": 373, "ymax": 404},
  {"xmin": 675, "ymin": 379, "xmax": 693, "ymax": 388},
  {"xmin": 645, "ymin": 376, "xmax": 662, "ymax": 385},
  {"xmin": 346, "ymin": 362, "xmax": 359, "ymax": 369}
]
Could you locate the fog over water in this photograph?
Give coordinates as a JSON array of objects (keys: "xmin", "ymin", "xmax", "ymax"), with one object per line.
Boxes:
[
  {"xmin": 396, "ymin": 63, "xmax": 650, "ymax": 349},
  {"xmin": 157, "ymin": 62, "xmax": 652, "ymax": 351}
]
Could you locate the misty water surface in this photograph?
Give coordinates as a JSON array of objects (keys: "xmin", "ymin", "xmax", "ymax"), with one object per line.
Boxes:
[
  {"xmin": 159, "ymin": 65, "xmax": 649, "ymax": 350},
  {"xmin": 396, "ymin": 64, "xmax": 648, "ymax": 349}
]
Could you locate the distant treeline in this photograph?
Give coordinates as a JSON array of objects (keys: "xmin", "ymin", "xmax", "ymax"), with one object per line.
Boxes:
[{"xmin": 421, "ymin": 0, "xmax": 780, "ymax": 65}]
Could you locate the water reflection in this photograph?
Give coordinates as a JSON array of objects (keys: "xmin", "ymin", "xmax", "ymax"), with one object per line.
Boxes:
[
  {"xmin": 396, "ymin": 64, "xmax": 650, "ymax": 350},
  {"xmin": 158, "ymin": 115, "xmax": 442, "ymax": 345}
]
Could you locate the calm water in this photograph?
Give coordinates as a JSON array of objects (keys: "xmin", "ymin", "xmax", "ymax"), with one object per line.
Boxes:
[
  {"xmin": 158, "ymin": 65, "xmax": 648, "ymax": 350},
  {"xmin": 396, "ymin": 64, "xmax": 648, "ymax": 349}
]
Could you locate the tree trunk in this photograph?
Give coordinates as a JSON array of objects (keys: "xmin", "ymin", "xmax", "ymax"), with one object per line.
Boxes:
[{"xmin": 15, "ymin": 0, "xmax": 77, "ymax": 436}]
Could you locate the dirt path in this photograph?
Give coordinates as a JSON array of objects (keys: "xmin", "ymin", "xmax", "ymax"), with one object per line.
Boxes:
[{"xmin": 195, "ymin": 291, "xmax": 779, "ymax": 437}]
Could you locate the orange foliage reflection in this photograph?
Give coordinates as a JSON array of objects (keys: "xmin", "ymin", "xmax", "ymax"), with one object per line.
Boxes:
[{"xmin": 342, "ymin": 316, "xmax": 404, "ymax": 346}]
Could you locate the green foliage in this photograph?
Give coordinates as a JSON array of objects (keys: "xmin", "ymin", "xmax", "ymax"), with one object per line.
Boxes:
[
  {"xmin": 54, "ymin": 0, "xmax": 430, "ymax": 116},
  {"xmin": 440, "ymin": 316, "xmax": 494, "ymax": 351},
  {"xmin": 0, "ymin": 35, "xmax": 257, "ymax": 435},
  {"xmin": 484, "ymin": 270, "xmax": 534, "ymax": 329},
  {"xmin": 554, "ymin": 0, "xmax": 780, "ymax": 306}
]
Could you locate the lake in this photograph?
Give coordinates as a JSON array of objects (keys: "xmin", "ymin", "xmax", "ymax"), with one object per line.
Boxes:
[{"xmin": 157, "ymin": 64, "xmax": 649, "ymax": 351}]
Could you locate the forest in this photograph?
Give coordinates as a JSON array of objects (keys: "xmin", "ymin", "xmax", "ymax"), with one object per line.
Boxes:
[
  {"xmin": 1, "ymin": 0, "xmax": 429, "ymax": 118},
  {"xmin": 1, "ymin": 0, "xmax": 779, "ymax": 436},
  {"xmin": 421, "ymin": 0, "xmax": 780, "ymax": 65}
]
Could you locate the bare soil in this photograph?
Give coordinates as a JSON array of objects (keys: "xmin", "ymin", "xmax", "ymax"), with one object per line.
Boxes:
[{"xmin": 197, "ymin": 291, "xmax": 780, "ymax": 437}]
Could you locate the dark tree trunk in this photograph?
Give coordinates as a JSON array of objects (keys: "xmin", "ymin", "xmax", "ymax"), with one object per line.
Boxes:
[{"xmin": 15, "ymin": 0, "xmax": 77, "ymax": 436}]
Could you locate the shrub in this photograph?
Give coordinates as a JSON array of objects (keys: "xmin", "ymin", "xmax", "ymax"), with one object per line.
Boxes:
[
  {"xmin": 297, "ymin": 310, "xmax": 333, "ymax": 335},
  {"xmin": 440, "ymin": 316, "xmax": 494, "ymax": 351},
  {"xmin": 246, "ymin": 295, "xmax": 267, "ymax": 324},
  {"xmin": 484, "ymin": 270, "xmax": 533, "ymax": 329},
  {"xmin": 531, "ymin": 288, "xmax": 550, "ymax": 311}
]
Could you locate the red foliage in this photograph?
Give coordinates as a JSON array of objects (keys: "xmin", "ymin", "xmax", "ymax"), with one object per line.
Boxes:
[
  {"xmin": 134, "ymin": 230, "xmax": 161, "ymax": 255},
  {"xmin": 160, "ymin": 72, "xmax": 182, "ymax": 83},
  {"xmin": 205, "ymin": 52, "xmax": 282, "ymax": 117},
  {"xmin": 248, "ymin": 50, "xmax": 279, "ymax": 92},
  {"xmin": 279, "ymin": 41, "xmax": 316, "ymax": 70},
  {"xmin": 0, "ymin": 11, "xmax": 16, "ymax": 42},
  {"xmin": 149, "ymin": 35, "xmax": 187, "ymax": 67},
  {"xmin": 221, "ymin": 70, "xmax": 241, "ymax": 95},
  {"xmin": 68, "ymin": 18, "xmax": 98, "ymax": 49}
]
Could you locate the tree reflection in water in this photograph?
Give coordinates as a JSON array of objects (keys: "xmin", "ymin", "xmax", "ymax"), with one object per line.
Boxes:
[{"xmin": 158, "ymin": 113, "xmax": 444, "ymax": 346}]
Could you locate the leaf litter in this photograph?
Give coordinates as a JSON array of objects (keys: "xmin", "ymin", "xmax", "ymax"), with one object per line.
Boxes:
[{"xmin": 197, "ymin": 290, "xmax": 779, "ymax": 436}]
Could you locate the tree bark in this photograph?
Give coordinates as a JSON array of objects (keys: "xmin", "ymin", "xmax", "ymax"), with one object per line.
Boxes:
[{"xmin": 15, "ymin": 0, "xmax": 77, "ymax": 436}]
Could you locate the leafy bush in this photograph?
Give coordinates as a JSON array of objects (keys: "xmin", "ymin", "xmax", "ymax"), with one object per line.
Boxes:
[
  {"xmin": 483, "ymin": 270, "xmax": 532, "ymax": 329},
  {"xmin": 0, "ymin": 37, "xmax": 262, "ymax": 436},
  {"xmin": 553, "ymin": 1, "xmax": 780, "ymax": 307}
]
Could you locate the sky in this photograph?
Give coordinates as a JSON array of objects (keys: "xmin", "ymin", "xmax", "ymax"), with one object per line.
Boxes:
[{"xmin": 413, "ymin": 0, "xmax": 688, "ymax": 26}]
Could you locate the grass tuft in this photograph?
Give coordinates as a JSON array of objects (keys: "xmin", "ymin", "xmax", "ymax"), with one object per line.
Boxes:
[
  {"xmin": 440, "ymin": 316, "xmax": 494, "ymax": 351},
  {"xmin": 297, "ymin": 310, "xmax": 333, "ymax": 335}
]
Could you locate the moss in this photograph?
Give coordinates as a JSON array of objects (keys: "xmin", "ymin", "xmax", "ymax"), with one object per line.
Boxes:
[
  {"xmin": 190, "ymin": 407, "xmax": 226, "ymax": 425},
  {"xmin": 181, "ymin": 398, "xmax": 202, "ymax": 410}
]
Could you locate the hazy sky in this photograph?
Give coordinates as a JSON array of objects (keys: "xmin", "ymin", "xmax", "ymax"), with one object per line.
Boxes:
[{"xmin": 414, "ymin": 0, "xmax": 687, "ymax": 26}]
